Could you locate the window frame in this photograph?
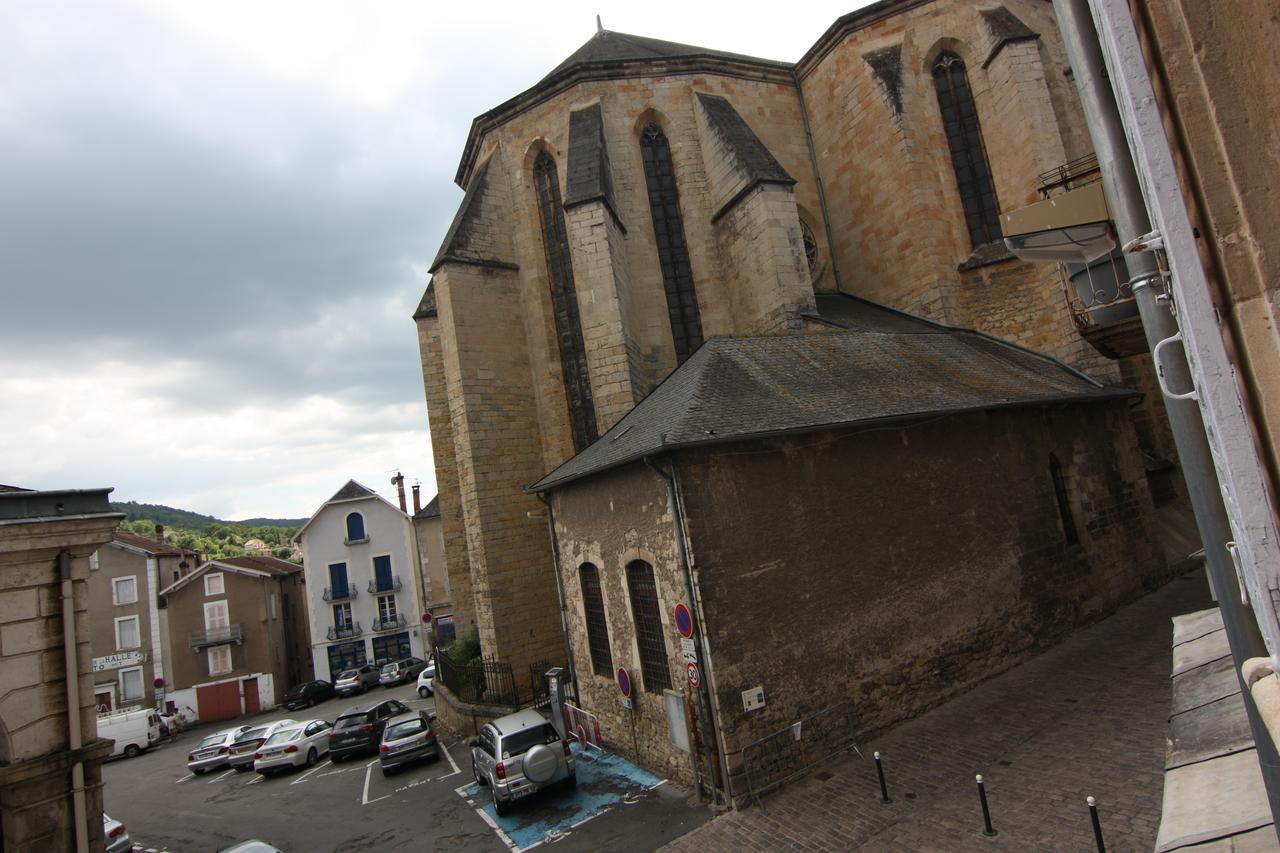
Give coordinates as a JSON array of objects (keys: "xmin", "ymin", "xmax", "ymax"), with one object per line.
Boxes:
[
  {"xmin": 118, "ymin": 666, "xmax": 144, "ymax": 702},
  {"xmin": 204, "ymin": 572, "xmax": 225, "ymax": 596},
  {"xmin": 932, "ymin": 52, "xmax": 1002, "ymax": 248},
  {"xmin": 345, "ymin": 512, "xmax": 368, "ymax": 544},
  {"xmin": 111, "ymin": 575, "xmax": 138, "ymax": 606},
  {"xmin": 578, "ymin": 563, "xmax": 613, "ymax": 677},
  {"xmin": 625, "ymin": 560, "xmax": 671, "ymax": 694},
  {"xmin": 378, "ymin": 594, "xmax": 398, "ymax": 622},
  {"xmin": 203, "ymin": 600, "xmax": 230, "ymax": 630},
  {"xmin": 207, "ymin": 644, "xmax": 233, "ymax": 677},
  {"xmin": 114, "ymin": 615, "xmax": 141, "ymax": 651}
]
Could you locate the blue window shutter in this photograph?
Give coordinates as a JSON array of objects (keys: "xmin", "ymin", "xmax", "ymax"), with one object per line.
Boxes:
[
  {"xmin": 329, "ymin": 563, "xmax": 348, "ymax": 597},
  {"xmin": 373, "ymin": 556, "xmax": 392, "ymax": 592},
  {"xmin": 346, "ymin": 513, "xmax": 365, "ymax": 541}
]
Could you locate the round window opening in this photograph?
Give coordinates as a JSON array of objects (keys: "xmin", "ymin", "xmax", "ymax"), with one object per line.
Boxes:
[{"xmin": 800, "ymin": 221, "xmax": 819, "ymax": 277}]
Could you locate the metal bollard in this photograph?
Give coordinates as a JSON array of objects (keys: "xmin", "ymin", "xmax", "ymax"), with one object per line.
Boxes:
[
  {"xmin": 1088, "ymin": 796, "xmax": 1105, "ymax": 852},
  {"xmin": 976, "ymin": 774, "xmax": 997, "ymax": 837},
  {"xmin": 874, "ymin": 751, "xmax": 892, "ymax": 804}
]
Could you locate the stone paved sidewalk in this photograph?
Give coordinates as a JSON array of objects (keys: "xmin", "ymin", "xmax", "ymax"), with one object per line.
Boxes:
[{"xmin": 663, "ymin": 572, "xmax": 1212, "ymax": 852}]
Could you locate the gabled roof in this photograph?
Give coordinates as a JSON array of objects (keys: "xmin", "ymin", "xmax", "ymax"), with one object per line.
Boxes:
[
  {"xmin": 158, "ymin": 556, "xmax": 299, "ymax": 597},
  {"xmin": 293, "ymin": 479, "xmax": 409, "ymax": 543},
  {"xmin": 218, "ymin": 555, "xmax": 302, "ymax": 576},
  {"xmin": 110, "ymin": 530, "xmax": 196, "ymax": 558},
  {"xmin": 414, "ymin": 495, "xmax": 441, "ymax": 521},
  {"xmin": 530, "ymin": 294, "xmax": 1131, "ymax": 492},
  {"xmin": 329, "ymin": 480, "xmax": 377, "ymax": 503}
]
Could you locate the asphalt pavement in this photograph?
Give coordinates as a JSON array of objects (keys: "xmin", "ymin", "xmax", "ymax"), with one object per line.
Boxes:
[{"xmin": 102, "ymin": 682, "xmax": 709, "ymax": 853}]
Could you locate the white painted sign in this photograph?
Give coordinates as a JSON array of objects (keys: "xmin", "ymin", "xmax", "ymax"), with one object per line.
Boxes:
[
  {"xmin": 679, "ymin": 637, "xmax": 697, "ymax": 663},
  {"xmin": 742, "ymin": 685, "xmax": 766, "ymax": 712},
  {"xmin": 92, "ymin": 651, "xmax": 146, "ymax": 672}
]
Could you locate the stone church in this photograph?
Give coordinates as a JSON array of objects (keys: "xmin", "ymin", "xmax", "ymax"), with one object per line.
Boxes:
[{"xmin": 414, "ymin": 0, "xmax": 1180, "ymax": 798}]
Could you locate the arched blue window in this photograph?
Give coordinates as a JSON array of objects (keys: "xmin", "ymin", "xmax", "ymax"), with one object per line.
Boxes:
[
  {"xmin": 933, "ymin": 53, "xmax": 1001, "ymax": 247},
  {"xmin": 534, "ymin": 150, "xmax": 598, "ymax": 453},
  {"xmin": 345, "ymin": 512, "xmax": 366, "ymax": 543}
]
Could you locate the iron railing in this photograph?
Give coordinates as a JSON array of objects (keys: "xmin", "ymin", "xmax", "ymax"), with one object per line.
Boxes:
[
  {"xmin": 188, "ymin": 624, "xmax": 243, "ymax": 649},
  {"xmin": 741, "ymin": 700, "xmax": 862, "ymax": 808},
  {"xmin": 326, "ymin": 622, "xmax": 362, "ymax": 641},
  {"xmin": 372, "ymin": 613, "xmax": 407, "ymax": 633},
  {"xmin": 368, "ymin": 575, "xmax": 402, "ymax": 594},
  {"xmin": 434, "ymin": 647, "xmax": 558, "ymax": 708},
  {"xmin": 1037, "ymin": 152, "xmax": 1101, "ymax": 198},
  {"xmin": 323, "ymin": 586, "xmax": 357, "ymax": 603}
]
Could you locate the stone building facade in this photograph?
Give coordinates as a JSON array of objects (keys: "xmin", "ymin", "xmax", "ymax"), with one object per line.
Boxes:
[
  {"xmin": 414, "ymin": 0, "xmax": 1187, "ymax": 791},
  {"xmin": 0, "ymin": 486, "xmax": 121, "ymax": 853},
  {"xmin": 159, "ymin": 556, "xmax": 311, "ymax": 722}
]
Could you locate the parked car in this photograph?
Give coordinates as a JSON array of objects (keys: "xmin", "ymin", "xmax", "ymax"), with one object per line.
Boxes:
[
  {"xmin": 378, "ymin": 710, "xmax": 439, "ymax": 776},
  {"xmin": 282, "ymin": 680, "xmax": 335, "ymax": 710},
  {"xmin": 328, "ymin": 698, "xmax": 410, "ymax": 761},
  {"xmin": 103, "ymin": 813, "xmax": 132, "ymax": 853},
  {"xmin": 187, "ymin": 725, "xmax": 251, "ymax": 774},
  {"xmin": 379, "ymin": 656, "xmax": 428, "ymax": 688},
  {"xmin": 98, "ymin": 707, "xmax": 160, "ymax": 759},
  {"xmin": 227, "ymin": 719, "xmax": 298, "ymax": 771},
  {"xmin": 334, "ymin": 664, "xmax": 381, "ymax": 697},
  {"xmin": 471, "ymin": 709, "xmax": 575, "ymax": 816},
  {"xmin": 254, "ymin": 719, "xmax": 332, "ymax": 775},
  {"xmin": 416, "ymin": 659, "xmax": 436, "ymax": 698},
  {"xmin": 219, "ymin": 843, "xmax": 283, "ymax": 853}
]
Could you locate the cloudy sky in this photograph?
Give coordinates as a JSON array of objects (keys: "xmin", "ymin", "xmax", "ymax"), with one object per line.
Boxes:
[{"xmin": 1, "ymin": 0, "xmax": 864, "ymax": 520}]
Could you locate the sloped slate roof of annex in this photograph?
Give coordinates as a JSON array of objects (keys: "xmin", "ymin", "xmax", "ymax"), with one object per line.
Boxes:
[
  {"xmin": 413, "ymin": 494, "xmax": 441, "ymax": 520},
  {"xmin": 529, "ymin": 293, "xmax": 1132, "ymax": 492},
  {"xmin": 455, "ymin": 28, "xmax": 793, "ymax": 186}
]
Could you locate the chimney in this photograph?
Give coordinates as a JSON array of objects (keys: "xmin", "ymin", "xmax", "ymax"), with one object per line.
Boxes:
[
  {"xmin": 391, "ymin": 472, "xmax": 407, "ymax": 513},
  {"xmin": 155, "ymin": 523, "xmax": 165, "ymax": 543},
  {"xmin": 412, "ymin": 484, "xmax": 421, "ymax": 514}
]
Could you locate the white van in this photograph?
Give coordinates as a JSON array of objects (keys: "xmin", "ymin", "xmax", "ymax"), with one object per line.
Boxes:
[{"xmin": 98, "ymin": 708, "xmax": 160, "ymax": 758}]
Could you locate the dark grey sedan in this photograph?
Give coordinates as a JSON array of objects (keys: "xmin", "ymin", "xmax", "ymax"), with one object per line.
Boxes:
[{"xmin": 378, "ymin": 710, "xmax": 439, "ymax": 776}]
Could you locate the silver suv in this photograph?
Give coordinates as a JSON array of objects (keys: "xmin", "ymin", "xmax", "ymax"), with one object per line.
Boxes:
[{"xmin": 470, "ymin": 709, "xmax": 575, "ymax": 815}]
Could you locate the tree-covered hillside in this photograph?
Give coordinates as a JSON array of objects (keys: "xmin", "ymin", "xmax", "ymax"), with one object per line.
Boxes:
[{"xmin": 112, "ymin": 501, "xmax": 304, "ymax": 562}]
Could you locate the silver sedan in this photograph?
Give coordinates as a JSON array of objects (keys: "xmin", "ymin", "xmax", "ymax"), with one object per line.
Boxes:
[{"xmin": 253, "ymin": 719, "xmax": 333, "ymax": 775}]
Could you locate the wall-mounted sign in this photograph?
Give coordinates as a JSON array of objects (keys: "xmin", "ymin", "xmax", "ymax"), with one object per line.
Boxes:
[
  {"xmin": 679, "ymin": 637, "xmax": 697, "ymax": 664},
  {"xmin": 686, "ymin": 662, "xmax": 701, "ymax": 689},
  {"xmin": 92, "ymin": 651, "xmax": 145, "ymax": 673},
  {"xmin": 422, "ymin": 612, "xmax": 432, "ymax": 623},
  {"xmin": 742, "ymin": 685, "xmax": 766, "ymax": 712},
  {"xmin": 616, "ymin": 666, "xmax": 632, "ymax": 698},
  {"xmin": 674, "ymin": 603, "xmax": 694, "ymax": 639}
]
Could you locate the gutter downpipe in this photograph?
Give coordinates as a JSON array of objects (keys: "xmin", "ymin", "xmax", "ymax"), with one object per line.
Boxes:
[
  {"xmin": 643, "ymin": 455, "xmax": 728, "ymax": 808},
  {"xmin": 793, "ymin": 78, "xmax": 846, "ymax": 293},
  {"xmin": 534, "ymin": 492, "xmax": 580, "ymax": 707},
  {"xmin": 60, "ymin": 550, "xmax": 90, "ymax": 853},
  {"xmin": 1053, "ymin": 0, "xmax": 1280, "ymax": 832}
]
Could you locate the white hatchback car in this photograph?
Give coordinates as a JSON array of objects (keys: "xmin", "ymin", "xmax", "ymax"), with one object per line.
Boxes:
[
  {"xmin": 253, "ymin": 719, "xmax": 333, "ymax": 775},
  {"xmin": 415, "ymin": 658, "xmax": 437, "ymax": 698}
]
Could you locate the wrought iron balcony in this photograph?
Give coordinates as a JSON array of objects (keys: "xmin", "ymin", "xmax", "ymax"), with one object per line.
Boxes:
[
  {"xmin": 368, "ymin": 575, "xmax": 403, "ymax": 594},
  {"xmin": 188, "ymin": 624, "xmax": 244, "ymax": 649},
  {"xmin": 323, "ymin": 586, "xmax": 358, "ymax": 603},
  {"xmin": 326, "ymin": 622, "xmax": 363, "ymax": 641},
  {"xmin": 372, "ymin": 613, "xmax": 407, "ymax": 633}
]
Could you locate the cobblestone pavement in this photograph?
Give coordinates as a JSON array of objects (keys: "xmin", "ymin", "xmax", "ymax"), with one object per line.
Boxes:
[{"xmin": 664, "ymin": 572, "xmax": 1212, "ymax": 852}]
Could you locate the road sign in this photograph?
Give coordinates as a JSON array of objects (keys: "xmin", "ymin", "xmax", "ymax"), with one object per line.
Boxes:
[
  {"xmin": 616, "ymin": 666, "xmax": 633, "ymax": 698},
  {"xmin": 674, "ymin": 603, "xmax": 694, "ymax": 638},
  {"xmin": 680, "ymin": 637, "xmax": 697, "ymax": 663},
  {"xmin": 686, "ymin": 662, "xmax": 701, "ymax": 688}
]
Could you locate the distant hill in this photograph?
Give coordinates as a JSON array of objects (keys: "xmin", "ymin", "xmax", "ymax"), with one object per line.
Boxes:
[{"xmin": 110, "ymin": 501, "xmax": 306, "ymax": 530}]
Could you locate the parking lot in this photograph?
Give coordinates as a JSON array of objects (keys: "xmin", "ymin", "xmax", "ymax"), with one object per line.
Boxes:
[{"xmin": 102, "ymin": 682, "xmax": 709, "ymax": 852}]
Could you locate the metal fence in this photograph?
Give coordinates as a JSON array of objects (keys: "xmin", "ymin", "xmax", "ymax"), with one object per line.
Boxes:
[{"xmin": 741, "ymin": 700, "xmax": 862, "ymax": 807}]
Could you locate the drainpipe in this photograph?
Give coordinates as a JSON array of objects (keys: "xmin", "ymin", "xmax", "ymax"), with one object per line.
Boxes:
[
  {"xmin": 643, "ymin": 456, "xmax": 729, "ymax": 807},
  {"xmin": 1054, "ymin": 0, "xmax": 1280, "ymax": 831},
  {"xmin": 534, "ymin": 492, "xmax": 580, "ymax": 707},
  {"xmin": 59, "ymin": 550, "xmax": 90, "ymax": 853},
  {"xmin": 793, "ymin": 81, "xmax": 846, "ymax": 294}
]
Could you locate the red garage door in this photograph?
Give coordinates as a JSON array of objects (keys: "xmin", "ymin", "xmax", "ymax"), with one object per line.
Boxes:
[{"xmin": 196, "ymin": 681, "xmax": 241, "ymax": 722}]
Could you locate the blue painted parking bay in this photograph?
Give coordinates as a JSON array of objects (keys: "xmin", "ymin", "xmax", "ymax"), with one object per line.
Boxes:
[{"xmin": 457, "ymin": 745, "xmax": 665, "ymax": 851}]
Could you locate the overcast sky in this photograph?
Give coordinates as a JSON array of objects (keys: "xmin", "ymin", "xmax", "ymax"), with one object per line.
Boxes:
[{"xmin": 1, "ymin": 0, "xmax": 866, "ymax": 520}]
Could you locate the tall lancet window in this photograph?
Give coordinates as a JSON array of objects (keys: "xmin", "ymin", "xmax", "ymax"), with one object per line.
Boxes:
[
  {"xmin": 534, "ymin": 151, "xmax": 598, "ymax": 452},
  {"xmin": 932, "ymin": 53, "xmax": 1001, "ymax": 247},
  {"xmin": 640, "ymin": 123, "xmax": 703, "ymax": 364}
]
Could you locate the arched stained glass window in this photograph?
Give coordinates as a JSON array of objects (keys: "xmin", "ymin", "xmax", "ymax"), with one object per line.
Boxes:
[
  {"xmin": 640, "ymin": 123, "xmax": 703, "ymax": 364},
  {"xmin": 579, "ymin": 563, "xmax": 613, "ymax": 676},
  {"xmin": 933, "ymin": 53, "xmax": 1001, "ymax": 247},
  {"xmin": 534, "ymin": 151, "xmax": 598, "ymax": 452},
  {"xmin": 626, "ymin": 560, "xmax": 671, "ymax": 693}
]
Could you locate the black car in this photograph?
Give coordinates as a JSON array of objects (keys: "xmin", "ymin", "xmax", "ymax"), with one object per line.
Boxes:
[
  {"xmin": 329, "ymin": 698, "xmax": 410, "ymax": 761},
  {"xmin": 281, "ymin": 680, "xmax": 335, "ymax": 710}
]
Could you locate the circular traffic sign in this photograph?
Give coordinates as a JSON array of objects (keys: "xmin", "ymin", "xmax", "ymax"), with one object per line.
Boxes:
[
  {"xmin": 616, "ymin": 667, "xmax": 633, "ymax": 698},
  {"xmin": 686, "ymin": 662, "xmax": 701, "ymax": 688},
  {"xmin": 674, "ymin": 603, "xmax": 694, "ymax": 638}
]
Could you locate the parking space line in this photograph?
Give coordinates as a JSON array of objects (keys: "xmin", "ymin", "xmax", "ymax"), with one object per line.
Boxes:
[
  {"xmin": 207, "ymin": 769, "xmax": 234, "ymax": 784},
  {"xmin": 174, "ymin": 773, "xmax": 193, "ymax": 784},
  {"xmin": 245, "ymin": 775, "xmax": 263, "ymax": 785},
  {"xmin": 456, "ymin": 784, "xmax": 522, "ymax": 852},
  {"xmin": 438, "ymin": 741, "xmax": 461, "ymax": 780},
  {"xmin": 291, "ymin": 759, "xmax": 331, "ymax": 785},
  {"xmin": 362, "ymin": 761, "xmax": 389, "ymax": 806}
]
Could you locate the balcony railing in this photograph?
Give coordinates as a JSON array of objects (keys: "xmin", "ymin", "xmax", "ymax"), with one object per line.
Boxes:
[
  {"xmin": 368, "ymin": 575, "xmax": 403, "ymax": 594},
  {"xmin": 372, "ymin": 613, "xmax": 407, "ymax": 633},
  {"xmin": 326, "ymin": 622, "xmax": 363, "ymax": 641},
  {"xmin": 323, "ymin": 586, "xmax": 358, "ymax": 603},
  {"xmin": 188, "ymin": 624, "xmax": 244, "ymax": 649}
]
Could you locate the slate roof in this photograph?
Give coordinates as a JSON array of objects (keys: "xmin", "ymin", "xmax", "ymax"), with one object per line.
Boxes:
[
  {"xmin": 414, "ymin": 495, "xmax": 441, "ymax": 520},
  {"xmin": 563, "ymin": 103, "xmax": 621, "ymax": 224},
  {"xmin": 540, "ymin": 29, "xmax": 789, "ymax": 86},
  {"xmin": 430, "ymin": 159, "xmax": 513, "ymax": 273},
  {"xmin": 328, "ymin": 480, "xmax": 376, "ymax": 503},
  {"xmin": 218, "ymin": 555, "xmax": 303, "ymax": 576},
  {"xmin": 530, "ymin": 294, "xmax": 1129, "ymax": 492}
]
